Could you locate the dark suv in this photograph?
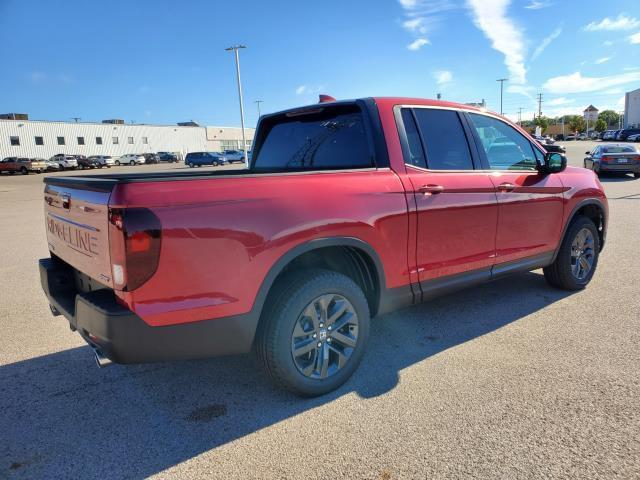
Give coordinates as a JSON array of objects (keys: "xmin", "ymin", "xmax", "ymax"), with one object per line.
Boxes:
[
  {"xmin": 157, "ymin": 152, "xmax": 179, "ymax": 163},
  {"xmin": 617, "ymin": 129, "xmax": 640, "ymax": 141},
  {"xmin": 185, "ymin": 152, "xmax": 227, "ymax": 167}
]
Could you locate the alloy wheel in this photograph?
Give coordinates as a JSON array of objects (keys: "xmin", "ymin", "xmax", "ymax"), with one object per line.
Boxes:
[
  {"xmin": 290, "ymin": 294, "xmax": 359, "ymax": 380},
  {"xmin": 571, "ymin": 227, "xmax": 595, "ymax": 280}
]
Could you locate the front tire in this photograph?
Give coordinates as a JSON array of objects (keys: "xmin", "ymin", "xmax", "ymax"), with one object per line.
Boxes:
[
  {"xmin": 115, "ymin": 160, "xmax": 120, "ymax": 166},
  {"xmin": 129, "ymin": 160, "xmax": 135, "ymax": 166},
  {"xmin": 544, "ymin": 216, "xmax": 600, "ymax": 290},
  {"xmin": 256, "ymin": 269, "xmax": 370, "ymax": 397},
  {"xmin": 634, "ymin": 172, "xmax": 640, "ymax": 179}
]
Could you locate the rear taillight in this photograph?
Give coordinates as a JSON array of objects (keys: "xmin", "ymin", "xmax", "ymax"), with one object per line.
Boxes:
[
  {"xmin": 108, "ymin": 208, "xmax": 161, "ymax": 291},
  {"xmin": 601, "ymin": 156, "xmax": 609, "ymax": 164}
]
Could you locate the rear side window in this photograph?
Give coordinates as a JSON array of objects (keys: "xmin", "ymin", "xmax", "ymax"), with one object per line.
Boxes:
[
  {"xmin": 253, "ymin": 105, "xmax": 373, "ymax": 170},
  {"xmin": 603, "ymin": 146, "xmax": 635, "ymax": 153},
  {"xmin": 411, "ymin": 108, "xmax": 474, "ymax": 170},
  {"xmin": 468, "ymin": 113, "xmax": 537, "ymax": 171}
]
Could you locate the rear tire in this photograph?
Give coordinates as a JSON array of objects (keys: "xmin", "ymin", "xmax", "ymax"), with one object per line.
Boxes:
[
  {"xmin": 544, "ymin": 216, "xmax": 600, "ymax": 290},
  {"xmin": 256, "ymin": 269, "xmax": 370, "ymax": 397},
  {"xmin": 115, "ymin": 160, "xmax": 120, "ymax": 166},
  {"xmin": 129, "ymin": 160, "xmax": 135, "ymax": 166},
  {"xmin": 20, "ymin": 167, "xmax": 28, "ymax": 175},
  {"xmin": 634, "ymin": 172, "xmax": 640, "ymax": 179},
  {"xmin": 188, "ymin": 162, "xmax": 194, "ymax": 168}
]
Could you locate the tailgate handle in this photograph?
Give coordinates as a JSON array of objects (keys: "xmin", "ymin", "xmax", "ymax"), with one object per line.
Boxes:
[{"xmin": 418, "ymin": 184, "xmax": 445, "ymax": 195}]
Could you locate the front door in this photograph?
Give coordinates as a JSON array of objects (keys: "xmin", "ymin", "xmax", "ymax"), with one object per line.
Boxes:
[
  {"xmin": 398, "ymin": 107, "xmax": 498, "ymax": 292},
  {"xmin": 465, "ymin": 112, "xmax": 565, "ymax": 266}
]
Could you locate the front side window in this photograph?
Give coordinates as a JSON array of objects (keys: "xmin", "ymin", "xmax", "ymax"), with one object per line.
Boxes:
[
  {"xmin": 468, "ymin": 113, "xmax": 537, "ymax": 171},
  {"xmin": 253, "ymin": 105, "xmax": 373, "ymax": 170},
  {"xmin": 57, "ymin": 136, "xmax": 65, "ymax": 145},
  {"xmin": 412, "ymin": 108, "xmax": 474, "ymax": 170},
  {"xmin": 35, "ymin": 136, "xmax": 44, "ymax": 145},
  {"xmin": 10, "ymin": 136, "xmax": 20, "ymax": 146}
]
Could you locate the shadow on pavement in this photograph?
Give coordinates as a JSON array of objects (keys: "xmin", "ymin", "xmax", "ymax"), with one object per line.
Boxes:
[{"xmin": 0, "ymin": 271, "xmax": 574, "ymax": 478}]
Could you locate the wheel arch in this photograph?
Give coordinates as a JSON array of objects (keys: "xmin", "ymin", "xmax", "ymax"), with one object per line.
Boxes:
[
  {"xmin": 553, "ymin": 198, "xmax": 607, "ymax": 262},
  {"xmin": 252, "ymin": 237, "xmax": 387, "ymax": 325}
]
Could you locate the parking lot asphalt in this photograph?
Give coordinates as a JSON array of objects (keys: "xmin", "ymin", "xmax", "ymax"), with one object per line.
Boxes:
[{"xmin": 1, "ymin": 142, "xmax": 639, "ymax": 479}]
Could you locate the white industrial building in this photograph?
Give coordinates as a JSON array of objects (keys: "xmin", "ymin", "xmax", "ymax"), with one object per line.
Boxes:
[
  {"xmin": 0, "ymin": 118, "xmax": 255, "ymax": 160},
  {"xmin": 624, "ymin": 88, "xmax": 640, "ymax": 128}
]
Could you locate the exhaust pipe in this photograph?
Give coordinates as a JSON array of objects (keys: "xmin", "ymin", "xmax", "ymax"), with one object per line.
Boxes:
[{"xmin": 93, "ymin": 347, "xmax": 113, "ymax": 368}]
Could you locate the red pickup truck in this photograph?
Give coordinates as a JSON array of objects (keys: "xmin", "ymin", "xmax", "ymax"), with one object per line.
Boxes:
[{"xmin": 39, "ymin": 97, "xmax": 607, "ymax": 396}]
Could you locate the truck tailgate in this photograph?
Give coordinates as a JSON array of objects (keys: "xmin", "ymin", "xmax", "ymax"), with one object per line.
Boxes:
[{"xmin": 44, "ymin": 181, "xmax": 114, "ymax": 288}]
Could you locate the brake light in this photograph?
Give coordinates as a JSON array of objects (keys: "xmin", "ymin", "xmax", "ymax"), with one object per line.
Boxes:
[
  {"xmin": 108, "ymin": 208, "xmax": 161, "ymax": 291},
  {"xmin": 601, "ymin": 156, "xmax": 609, "ymax": 164}
]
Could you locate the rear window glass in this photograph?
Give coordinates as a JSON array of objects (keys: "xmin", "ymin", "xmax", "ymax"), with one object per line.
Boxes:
[
  {"xmin": 253, "ymin": 105, "xmax": 373, "ymax": 170},
  {"xmin": 603, "ymin": 146, "xmax": 636, "ymax": 153}
]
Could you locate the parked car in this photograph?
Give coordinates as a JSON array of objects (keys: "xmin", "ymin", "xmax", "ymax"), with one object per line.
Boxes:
[
  {"xmin": 157, "ymin": 152, "xmax": 179, "ymax": 162},
  {"xmin": 44, "ymin": 160, "xmax": 61, "ymax": 171},
  {"xmin": 564, "ymin": 134, "xmax": 576, "ymax": 141},
  {"xmin": 617, "ymin": 128, "xmax": 640, "ymax": 141},
  {"xmin": 89, "ymin": 155, "xmax": 115, "ymax": 168},
  {"xmin": 143, "ymin": 153, "xmax": 160, "ymax": 164},
  {"xmin": 539, "ymin": 143, "xmax": 566, "ymax": 154},
  {"xmin": 584, "ymin": 144, "xmax": 640, "ymax": 178},
  {"xmin": 185, "ymin": 151, "xmax": 227, "ymax": 167},
  {"xmin": 602, "ymin": 130, "xmax": 616, "ymax": 140},
  {"xmin": 76, "ymin": 156, "xmax": 100, "ymax": 170},
  {"xmin": 627, "ymin": 133, "xmax": 640, "ymax": 142},
  {"xmin": 222, "ymin": 149, "xmax": 247, "ymax": 163},
  {"xmin": 38, "ymin": 97, "xmax": 609, "ymax": 396},
  {"xmin": 577, "ymin": 133, "xmax": 589, "ymax": 140},
  {"xmin": 0, "ymin": 157, "xmax": 47, "ymax": 174},
  {"xmin": 116, "ymin": 154, "xmax": 145, "ymax": 166},
  {"xmin": 50, "ymin": 154, "xmax": 78, "ymax": 170},
  {"xmin": 533, "ymin": 135, "xmax": 554, "ymax": 145}
]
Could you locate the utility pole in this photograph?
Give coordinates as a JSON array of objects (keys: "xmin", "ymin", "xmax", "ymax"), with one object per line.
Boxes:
[
  {"xmin": 517, "ymin": 107, "xmax": 523, "ymax": 126},
  {"xmin": 225, "ymin": 45, "xmax": 248, "ymax": 166},
  {"xmin": 537, "ymin": 93, "xmax": 543, "ymax": 119},
  {"xmin": 254, "ymin": 100, "xmax": 263, "ymax": 119},
  {"xmin": 496, "ymin": 79, "xmax": 508, "ymax": 115}
]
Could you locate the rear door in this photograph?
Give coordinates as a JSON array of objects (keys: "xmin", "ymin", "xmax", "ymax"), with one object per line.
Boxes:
[
  {"xmin": 397, "ymin": 107, "xmax": 498, "ymax": 288},
  {"xmin": 465, "ymin": 112, "xmax": 564, "ymax": 265}
]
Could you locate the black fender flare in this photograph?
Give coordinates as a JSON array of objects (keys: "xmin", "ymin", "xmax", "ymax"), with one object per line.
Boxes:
[
  {"xmin": 250, "ymin": 236, "xmax": 388, "ymax": 320},
  {"xmin": 552, "ymin": 198, "xmax": 607, "ymax": 262}
]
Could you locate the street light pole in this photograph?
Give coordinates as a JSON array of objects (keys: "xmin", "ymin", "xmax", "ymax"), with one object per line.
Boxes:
[
  {"xmin": 496, "ymin": 78, "xmax": 508, "ymax": 115},
  {"xmin": 225, "ymin": 45, "xmax": 248, "ymax": 167}
]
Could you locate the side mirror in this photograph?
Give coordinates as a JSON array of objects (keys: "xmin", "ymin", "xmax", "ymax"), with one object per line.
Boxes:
[{"xmin": 540, "ymin": 152, "xmax": 567, "ymax": 174}]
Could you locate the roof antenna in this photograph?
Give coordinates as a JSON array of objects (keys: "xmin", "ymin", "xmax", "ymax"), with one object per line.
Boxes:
[{"xmin": 318, "ymin": 94, "xmax": 336, "ymax": 103}]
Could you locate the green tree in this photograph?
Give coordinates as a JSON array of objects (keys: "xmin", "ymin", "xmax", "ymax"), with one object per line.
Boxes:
[
  {"xmin": 598, "ymin": 110, "xmax": 620, "ymax": 128},
  {"xmin": 566, "ymin": 115, "xmax": 585, "ymax": 133},
  {"xmin": 534, "ymin": 116, "xmax": 550, "ymax": 133},
  {"xmin": 595, "ymin": 118, "xmax": 607, "ymax": 132}
]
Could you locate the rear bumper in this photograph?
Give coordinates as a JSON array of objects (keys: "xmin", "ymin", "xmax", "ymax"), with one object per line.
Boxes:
[
  {"xmin": 39, "ymin": 257, "xmax": 259, "ymax": 364},
  {"xmin": 599, "ymin": 163, "xmax": 640, "ymax": 173}
]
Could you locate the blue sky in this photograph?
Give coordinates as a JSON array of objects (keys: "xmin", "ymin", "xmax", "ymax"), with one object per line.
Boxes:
[{"xmin": 1, "ymin": 0, "xmax": 639, "ymax": 126}]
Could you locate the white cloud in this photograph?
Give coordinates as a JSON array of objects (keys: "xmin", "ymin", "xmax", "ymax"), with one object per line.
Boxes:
[
  {"xmin": 531, "ymin": 27, "xmax": 562, "ymax": 61},
  {"xmin": 584, "ymin": 14, "xmax": 640, "ymax": 31},
  {"xmin": 595, "ymin": 57, "xmax": 611, "ymax": 64},
  {"xmin": 403, "ymin": 17, "xmax": 428, "ymax": 34},
  {"xmin": 295, "ymin": 85, "xmax": 324, "ymax": 95},
  {"xmin": 434, "ymin": 70, "xmax": 453, "ymax": 84},
  {"xmin": 407, "ymin": 38, "xmax": 430, "ymax": 50},
  {"xmin": 543, "ymin": 71, "xmax": 640, "ymax": 94},
  {"xmin": 603, "ymin": 88, "xmax": 623, "ymax": 94},
  {"xmin": 525, "ymin": 0, "xmax": 552, "ymax": 10},
  {"xmin": 603, "ymin": 40, "xmax": 614, "ymax": 46},
  {"xmin": 629, "ymin": 32, "xmax": 640, "ymax": 44},
  {"xmin": 547, "ymin": 97, "xmax": 574, "ymax": 106},
  {"xmin": 398, "ymin": 0, "xmax": 457, "ymax": 15},
  {"xmin": 466, "ymin": 0, "xmax": 526, "ymax": 84}
]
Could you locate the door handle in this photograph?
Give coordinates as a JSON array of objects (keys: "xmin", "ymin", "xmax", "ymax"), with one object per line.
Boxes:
[
  {"xmin": 418, "ymin": 184, "xmax": 445, "ymax": 195},
  {"xmin": 496, "ymin": 182, "xmax": 516, "ymax": 192}
]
